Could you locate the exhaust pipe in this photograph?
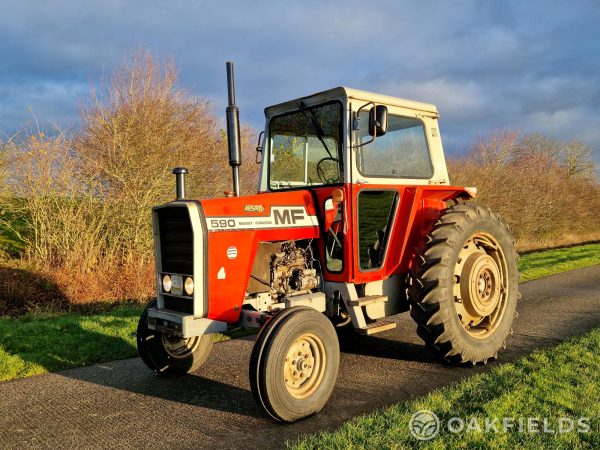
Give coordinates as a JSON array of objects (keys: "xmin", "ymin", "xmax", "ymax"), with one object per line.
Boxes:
[{"xmin": 226, "ymin": 61, "xmax": 242, "ymax": 197}]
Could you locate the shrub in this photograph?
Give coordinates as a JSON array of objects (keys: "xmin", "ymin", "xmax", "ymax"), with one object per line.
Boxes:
[
  {"xmin": 0, "ymin": 50, "xmax": 259, "ymax": 309},
  {"xmin": 449, "ymin": 130, "xmax": 600, "ymax": 250}
]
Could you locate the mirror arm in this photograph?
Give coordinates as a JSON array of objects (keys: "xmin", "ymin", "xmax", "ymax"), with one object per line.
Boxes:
[{"xmin": 353, "ymin": 101, "xmax": 377, "ymax": 148}]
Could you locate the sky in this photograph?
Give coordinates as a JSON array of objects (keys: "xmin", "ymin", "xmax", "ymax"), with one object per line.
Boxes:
[{"xmin": 1, "ymin": 0, "xmax": 599, "ymax": 165}]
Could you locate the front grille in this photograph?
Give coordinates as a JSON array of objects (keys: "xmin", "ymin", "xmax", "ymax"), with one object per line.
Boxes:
[
  {"xmin": 157, "ymin": 206, "xmax": 194, "ymax": 315},
  {"xmin": 158, "ymin": 207, "xmax": 193, "ymax": 275}
]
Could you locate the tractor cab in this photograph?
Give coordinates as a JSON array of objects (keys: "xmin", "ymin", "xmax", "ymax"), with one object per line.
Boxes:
[
  {"xmin": 257, "ymin": 87, "xmax": 451, "ymax": 283},
  {"xmin": 258, "ymin": 87, "xmax": 450, "ymax": 192}
]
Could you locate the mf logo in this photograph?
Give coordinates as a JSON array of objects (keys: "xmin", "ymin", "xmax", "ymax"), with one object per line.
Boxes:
[{"xmin": 274, "ymin": 208, "xmax": 305, "ymax": 225}]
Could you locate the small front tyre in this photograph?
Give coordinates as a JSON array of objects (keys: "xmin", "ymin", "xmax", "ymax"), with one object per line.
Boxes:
[
  {"xmin": 137, "ymin": 300, "xmax": 213, "ymax": 375},
  {"xmin": 250, "ymin": 307, "xmax": 340, "ymax": 422}
]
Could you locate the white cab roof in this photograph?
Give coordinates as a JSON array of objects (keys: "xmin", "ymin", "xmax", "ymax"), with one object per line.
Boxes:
[{"xmin": 264, "ymin": 86, "xmax": 439, "ymax": 118}]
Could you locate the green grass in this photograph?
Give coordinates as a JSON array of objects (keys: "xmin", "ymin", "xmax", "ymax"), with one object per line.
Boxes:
[
  {"xmin": 0, "ymin": 307, "xmax": 142, "ymax": 381},
  {"xmin": 518, "ymin": 243, "xmax": 600, "ymax": 282},
  {"xmin": 0, "ymin": 306, "xmax": 255, "ymax": 381},
  {"xmin": 290, "ymin": 328, "xmax": 600, "ymax": 449}
]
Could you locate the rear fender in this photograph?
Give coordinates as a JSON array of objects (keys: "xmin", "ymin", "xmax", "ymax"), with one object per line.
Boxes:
[{"xmin": 390, "ymin": 186, "xmax": 473, "ymax": 274}]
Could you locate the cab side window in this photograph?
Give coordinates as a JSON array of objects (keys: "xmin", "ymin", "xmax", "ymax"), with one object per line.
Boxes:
[
  {"xmin": 356, "ymin": 113, "xmax": 433, "ymax": 179},
  {"xmin": 357, "ymin": 190, "xmax": 397, "ymax": 270}
]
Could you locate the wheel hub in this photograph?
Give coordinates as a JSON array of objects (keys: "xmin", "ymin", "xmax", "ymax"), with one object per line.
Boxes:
[
  {"xmin": 460, "ymin": 252, "xmax": 501, "ymax": 318},
  {"xmin": 161, "ymin": 334, "xmax": 200, "ymax": 359}
]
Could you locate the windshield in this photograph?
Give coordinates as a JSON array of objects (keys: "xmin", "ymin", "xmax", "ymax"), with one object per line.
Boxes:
[{"xmin": 269, "ymin": 101, "xmax": 343, "ymax": 189}]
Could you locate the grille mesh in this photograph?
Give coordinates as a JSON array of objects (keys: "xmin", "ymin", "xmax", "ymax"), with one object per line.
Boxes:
[{"xmin": 158, "ymin": 207, "xmax": 193, "ymax": 275}]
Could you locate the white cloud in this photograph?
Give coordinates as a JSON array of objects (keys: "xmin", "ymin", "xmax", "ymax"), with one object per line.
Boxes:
[{"xmin": 379, "ymin": 78, "xmax": 487, "ymax": 119}]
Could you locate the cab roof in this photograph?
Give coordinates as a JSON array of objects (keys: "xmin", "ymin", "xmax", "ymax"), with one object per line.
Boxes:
[{"xmin": 264, "ymin": 86, "xmax": 439, "ymax": 118}]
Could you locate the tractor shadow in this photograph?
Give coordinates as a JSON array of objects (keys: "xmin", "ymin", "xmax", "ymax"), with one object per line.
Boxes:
[
  {"xmin": 57, "ymin": 340, "xmax": 260, "ymax": 419},
  {"xmin": 336, "ymin": 322, "xmax": 440, "ymax": 364},
  {"xmin": 54, "ymin": 325, "xmax": 439, "ymax": 421}
]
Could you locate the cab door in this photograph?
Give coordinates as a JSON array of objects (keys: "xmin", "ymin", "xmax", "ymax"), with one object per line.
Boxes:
[
  {"xmin": 313, "ymin": 185, "xmax": 352, "ymax": 282},
  {"xmin": 350, "ymin": 103, "xmax": 434, "ymax": 282}
]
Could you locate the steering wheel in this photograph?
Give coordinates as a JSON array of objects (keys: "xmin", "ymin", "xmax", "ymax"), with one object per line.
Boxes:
[{"xmin": 316, "ymin": 157, "xmax": 341, "ymax": 184}]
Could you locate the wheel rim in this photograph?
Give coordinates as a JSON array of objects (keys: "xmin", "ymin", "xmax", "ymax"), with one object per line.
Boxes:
[
  {"xmin": 283, "ymin": 333, "xmax": 326, "ymax": 400},
  {"xmin": 161, "ymin": 334, "xmax": 200, "ymax": 359},
  {"xmin": 453, "ymin": 232, "xmax": 509, "ymax": 339}
]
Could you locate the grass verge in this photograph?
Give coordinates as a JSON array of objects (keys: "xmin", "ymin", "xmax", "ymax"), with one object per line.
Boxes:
[
  {"xmin": 290, "ymin": 328, "xmax": 600, "ymax": 449},
  {"xmin": 0, "ymin": 307, "xmax": 142, "ymax": 382},
  {"xmin": 0, "ymin": 243, "xmax": 598, "ymax": 382},
  {"xmin": 518, "ymin": 243, "xmax": 600, "ymax": 282},
  {"xmin": 0, "ymin": 306, "xmax": 253, "ymax": 382}
]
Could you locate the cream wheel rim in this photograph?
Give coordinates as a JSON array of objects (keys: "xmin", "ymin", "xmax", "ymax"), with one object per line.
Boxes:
[
  {"xmin": 453, "ymin": 232, "xmax": 509, "ymax": 339},
  {"xmin": 283, "ymin": 333, "xmax": 326, "ymax": 399}
]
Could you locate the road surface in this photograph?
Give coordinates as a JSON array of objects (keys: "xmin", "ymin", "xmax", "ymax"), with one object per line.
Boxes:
[{"xmin": 1, "ymin": 265, "xmax": 599, "ymax": 449}]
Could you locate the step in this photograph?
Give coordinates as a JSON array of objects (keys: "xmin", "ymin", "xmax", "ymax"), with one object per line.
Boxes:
[
  {"xmin": 347, "ymin": 295, "xmax": 388, "ymax": 307},
  {"xmin": 357, "ymin": 320, "xmax": 397, "ymax": 336}
]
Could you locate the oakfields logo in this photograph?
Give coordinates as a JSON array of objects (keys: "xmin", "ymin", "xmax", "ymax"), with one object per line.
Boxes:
[
  {"xmin": 409, "ymin": 410, "xmax": 440, "ymax": 440},
  {"xmin": 408, "ymin": 410, "xmax": 591, "ymax": 441}
]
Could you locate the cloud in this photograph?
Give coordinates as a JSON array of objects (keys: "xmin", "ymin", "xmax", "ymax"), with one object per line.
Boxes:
[{"xmin": 0, "ymin": 0, "xmax": 598, "ymax": 166}]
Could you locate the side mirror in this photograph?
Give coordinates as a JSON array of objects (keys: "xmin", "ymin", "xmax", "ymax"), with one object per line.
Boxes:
[
  {"xmin": 368, "ymin": 105, "xmax": 388, "ymax": 137},
  {"xmin": 255, "ymin": 131, "xmax": 264, "ymax": 164}
]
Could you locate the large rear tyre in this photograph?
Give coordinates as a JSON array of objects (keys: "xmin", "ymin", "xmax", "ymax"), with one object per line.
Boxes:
[
  {"xmin": 249, "ymin": 307, "xmax": 340, "ymax": 422},
  {"xmin": 408, "ymin": 202, "xmax": 519, "ymax": 365},
  {"xmin": 137, "ymin": 300, "xmax": 213, "ymax": 375}
]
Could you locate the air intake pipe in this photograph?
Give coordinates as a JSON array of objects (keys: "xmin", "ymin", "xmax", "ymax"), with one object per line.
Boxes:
[
  {"xmin": 173, "ymin": 167, "xmax": 188, "ymax": 200},
  {"xmin": 226, "ymin": 61, "xmax": 242, "ymax": 197}
]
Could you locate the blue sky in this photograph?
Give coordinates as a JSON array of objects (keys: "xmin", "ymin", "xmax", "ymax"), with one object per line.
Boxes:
[{"xmin": 1, "ymin": 0, "xmax": 599, "ymax": 164}]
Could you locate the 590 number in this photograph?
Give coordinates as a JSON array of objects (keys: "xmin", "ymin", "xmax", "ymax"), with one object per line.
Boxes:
[{"xmin": 210, "ymin": 219, "xmax": 236, "ymax": 228}]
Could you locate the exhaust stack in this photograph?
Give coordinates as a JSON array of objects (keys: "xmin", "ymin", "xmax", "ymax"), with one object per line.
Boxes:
[{"xmin": 226, "ymin": 61, "xmax": 242, "ymax": 197}]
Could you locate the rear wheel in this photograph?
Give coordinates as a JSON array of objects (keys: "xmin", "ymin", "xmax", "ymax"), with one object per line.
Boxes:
[
  {"xmin": 408, "ymin": 202, "xmax": 519, "ymax": 365},
  {"xmin": 249, "ymin": 307, "xmax": 340, "ymax": 422},
  {"xmin": 137, "ymin": 300, "xmax": 213, "ymax": 375}
]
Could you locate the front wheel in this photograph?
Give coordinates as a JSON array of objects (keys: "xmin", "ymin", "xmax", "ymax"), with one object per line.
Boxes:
[
  {"xmin": 408, "ymin": 202, "xmax": 519, "ymax": 365},
  {"xmin": 249, "ymin": 307, "xmax": 340, "ymax": 422},
  {"xmin": 137, "ymin": 300, "xmax": 213, "ymax": 375}
]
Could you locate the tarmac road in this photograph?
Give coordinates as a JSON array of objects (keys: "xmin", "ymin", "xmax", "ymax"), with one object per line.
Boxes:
[{"xmin": 1, "ymin": 265, "xmax": 599, "ymax": 449}]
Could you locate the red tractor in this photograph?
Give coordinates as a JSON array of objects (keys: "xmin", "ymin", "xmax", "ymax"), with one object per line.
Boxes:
[{"xmin": 137, "ymin": 63, "xmax": 519, "ymax": 422}]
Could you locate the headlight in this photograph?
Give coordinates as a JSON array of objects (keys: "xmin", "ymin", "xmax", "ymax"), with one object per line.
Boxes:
[
  {"xmin": 184, "ymin": 277, "xmax": 194, "ymax": 296},
  {"xmin": 162, "ymin": 274, "xmax": 172, "ymax": 293}
]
